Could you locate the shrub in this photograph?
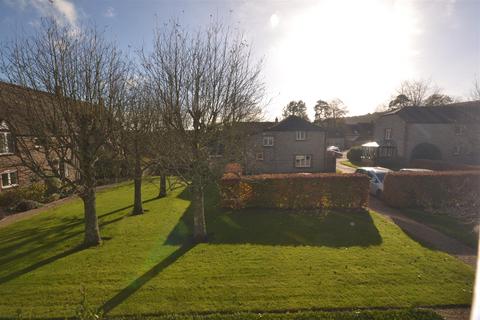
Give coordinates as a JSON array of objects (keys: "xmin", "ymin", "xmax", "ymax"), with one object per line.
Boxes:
[
  {"xmin": 220, "ymin": 172, "xmax": 369, "ymax": 210},
  {"xmin": 383, "ymin": 171, "xmax": 480, "ymax": 219},
  {"xmin": 347, "ymin": 146, "xmax": 362, "ymax": 163},
  {"xmin": 224, "ymin": 163, "xmax": 243, "ymax": 176},
  {"xmin": 409, "ymin": 159, "xmax": 480, "ymax": 171},
  {"xmin": 12, "ymin": 200, "xmax": 42, "ymax": 213},
  {"xmin": 0, "ymin": 182, "xmax": 46, "ymax": 207}
]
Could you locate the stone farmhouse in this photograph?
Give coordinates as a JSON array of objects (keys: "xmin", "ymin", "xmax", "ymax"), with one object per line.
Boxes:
[
  {"xmin": 243, "ymin": 116, "xmax": 334, "ymax": 174},
  {"xmin": 373, "ymin": 101, "xmax": 480, "ymax": 166}
]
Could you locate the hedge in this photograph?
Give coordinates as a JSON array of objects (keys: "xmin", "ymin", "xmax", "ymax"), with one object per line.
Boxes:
[
  {"xmin": 346, "ymin": 146, "xmax": 362, "ymax": 163},
  {"xmin": 383, "ymin": 170, "xmax": 480, "ymax": 210},
  {"xmin": 220, "ymin": 171, "xmax": 369, "ymax": 210},
  {"xmin": 409, "ymin": 159, "xmax": 480, "ymax": 171}
]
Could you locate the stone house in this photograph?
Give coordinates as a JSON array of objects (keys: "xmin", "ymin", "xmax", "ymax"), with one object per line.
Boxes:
[
  {"xmin": 373, "ymin": 101, "xmax": 480, "ymax": 166},
  {"xmin": 244, "ymin": 116, "xmax": 333, "ymax": 174}
]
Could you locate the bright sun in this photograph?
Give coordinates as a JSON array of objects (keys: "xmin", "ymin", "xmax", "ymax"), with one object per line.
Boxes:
[{"xmin": 267, "ymin": 0, "xmax": 422, "ymax": 116}]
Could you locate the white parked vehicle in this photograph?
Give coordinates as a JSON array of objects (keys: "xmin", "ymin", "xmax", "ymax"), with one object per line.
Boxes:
[
  {"xmin": 354, "ymin": 167, "xmax": 392, "ymax": 197},
  {"xmin": 326, "ymin": 146, "xmax": 342, "ymax": 158},
  {"xmin": 399, "ymin": 168, "xmax": 433, "ymax": 172}
]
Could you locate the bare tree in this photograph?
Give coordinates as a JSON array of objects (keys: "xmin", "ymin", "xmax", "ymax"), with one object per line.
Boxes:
[
  {"xmin": 141, "ymin": 21, "xmax": 264, "ymax": 242},
  {"xmin": 0, "ymin": 19, "xmax": 130, "ymax": 247},
  {"xmin": 118, "ymin": 82, "xmax": 159, "ymax": 215},
  {"xmin": 387, "ymin": 79, "xmax": 455, "ymax": 109},
  {"xmin": 396, "ymin": 79, "xmax": 437, "ymax": 107},
  {"xmin": 471, "ymin": 76, "xmax": 480, "ymax": 100}
]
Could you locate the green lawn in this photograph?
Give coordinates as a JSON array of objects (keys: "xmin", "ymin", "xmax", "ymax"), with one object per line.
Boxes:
[
  {"xmin": 0, "ymin": 178, "xmax": 474, "ymax": 319},
  {"xmin": 340, "ymin": 160, "xmax": 359, "ymax": 169},
  {"xmin": 402, "ymin": 209, "xmax": 478, "ymax": 248}
]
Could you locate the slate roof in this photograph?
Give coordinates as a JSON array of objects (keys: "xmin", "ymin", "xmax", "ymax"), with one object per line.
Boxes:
[
  {"xmin": 265, "ymin": 115, "xmax": 323, "ymax": 132},
  {"xmin": 383, "ymin": 101, "xmax": 480, "ymax": 124}
]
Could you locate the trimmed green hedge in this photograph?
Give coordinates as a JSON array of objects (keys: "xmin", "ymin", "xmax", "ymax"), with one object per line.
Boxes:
[
  {"xmin": 347, "ymin": 147, "xmax": 362, "ymax": 163},
  {"xmin": 383, "ymin": 170, "xmax": 480, "ymax": 209},
  {"xmin": 221, "ymin": 172, "xmax": 369, "ymax": 210},
  {"xmin": 114, "ymin": 309, "xmax": 443, "ymax": 320}
]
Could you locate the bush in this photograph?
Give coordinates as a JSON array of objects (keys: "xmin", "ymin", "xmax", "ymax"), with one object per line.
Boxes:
[
  {"xmin": 0, "ymin": 182, "xmax": 47, "ymax": 207},
  {"xmin": 347, "ymin": 146, "xmax": 362, "ymax": 163},
  {"xmin": 224, "ymin": 163, "xmax": 243, "ymax": 176},
  {"xmin": 383, "ymin": 171, "xmax": 480, "ymax": 217},
  {"xmin": 12, "ymin": 200, "xmax": 42, "ymax": 212},
  {"xmin": 220, "ymin": 172, "xmax": 369, "ymax": 210}
]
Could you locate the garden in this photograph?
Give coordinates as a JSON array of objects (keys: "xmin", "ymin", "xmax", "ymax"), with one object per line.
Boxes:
[{"xmin": 0, "ymin": 178, "xmax": 474, "ymax": 319}]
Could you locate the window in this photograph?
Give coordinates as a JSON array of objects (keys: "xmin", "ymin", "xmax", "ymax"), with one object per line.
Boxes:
[
  {"xmin": 296, "ymin": 131, "xmax": 306, "ymax": 141},
  {"xmin": 0, "ymin": 132, "xmax": 14, "ymax": 154},
  {"xmin": 379, "ymin": 146, "xmax": 395, "ymax": 158},
  {"xmin": 1, "ymin": 170, "xmax": 18, "ymax": 189},
  {"xmin": 263, "ymin": 136, "xmax": 274, "ymax": 146},
  {"xmin": 295, "ymin": 155, "xmax": 311, "ymax": 168},
  {"xmin": 453, "ymin": 146, "xmax": 461, "ymax": 155},
  {"xmin": 256, "ymin": 152, "xmax": 264, "ymax": 161},
  {"xmin": 384, "ymin": 128, "xmax": 392, "ymax": 140},
  {"xmin": 454, "ymin": 125, "xmax": 464, "ymax": 136}
]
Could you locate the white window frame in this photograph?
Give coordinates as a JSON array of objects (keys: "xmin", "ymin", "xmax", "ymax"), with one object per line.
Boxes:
[
  {"xmin": 295, "ymin": 155, "xmax": 312, "ymax": 168},
  {"xmin": 255, "ymin": 152, "xmax": 264, "ymax": 161},
  {"xmin": 263, "ymin": 136, "xmax": 274, "ymax": 147},
  {"xmin": 1, "ymin": 170, "xmax": 18, "ymax": 189},
  {"xmin": 0, "ymin": 132, "xmax": 14, "ymax": 155},
  {"xmin": 384, "ymin": 128, "xmax": 392, "ymax": 140},
  {"xmin": 296, "ymin": 131, "xmax": 306, "ymax": 141}
]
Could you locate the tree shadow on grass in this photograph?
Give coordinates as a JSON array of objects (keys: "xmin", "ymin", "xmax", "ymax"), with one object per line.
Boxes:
[
  {"xmin": 167, "ymin": 185, "xmax": 382, "ymax": 248},
  {"xmin": 0, "ymin": 197, "xmax": 158, "ymax": 286},
  {"xmin": 101, "ymin": 242, "xmax": 194, "ymax": 314},
  {"xmin": 98, "ymin": 185, "xmax": 382, "ymax": 315}
]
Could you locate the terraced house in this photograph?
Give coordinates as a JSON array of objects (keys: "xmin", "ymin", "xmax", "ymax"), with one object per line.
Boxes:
[
  {"xmin": 0, "ymin": 81, "xmax": 75, "ymax": 192},
  {"xmin": 373, "ymin": 101, "xmax": 480, "ymax": 166}
]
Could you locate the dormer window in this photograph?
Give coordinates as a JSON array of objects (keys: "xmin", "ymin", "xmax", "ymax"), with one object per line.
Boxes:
[
  {"xmin": 0, "ymin": 121, "xmax": 14, "ymax": 155},
  {"xmin": 296, "ymin": 131, "xmax": 306, "ymax": 141},
  {"xmin": 263, "ymin": 136, "xmax": 274, "ymax": 147}
]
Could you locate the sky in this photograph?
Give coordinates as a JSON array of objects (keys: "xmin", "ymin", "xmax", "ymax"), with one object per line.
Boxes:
[{"xmin": 1, "ymin": 0, "xmax": 479, "ymax": 119}]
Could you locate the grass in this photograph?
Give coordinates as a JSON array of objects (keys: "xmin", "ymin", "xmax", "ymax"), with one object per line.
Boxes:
[
  {"xmin": 402, "ymin": 209, "xmax": 478, "ymax": 248},
  {"xmin": 112, "ymin": 309, "xmax": 443, "ymax": 320},
  {"xmin": 340, "ymin": 160, "xmax": 359, "ymax": 169},
  {"xmin": 0, "ymin": 178, "xmax": 474, "ymax": 318}
]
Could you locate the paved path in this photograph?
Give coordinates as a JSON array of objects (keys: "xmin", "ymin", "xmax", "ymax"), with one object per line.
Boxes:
[
  {"xmin": 336, "ymin": 152, "xmax": 356, "ymax": 173},
  {"xmin": 369, "ymin": 197, "xmax": 477, "ymax": 268}
]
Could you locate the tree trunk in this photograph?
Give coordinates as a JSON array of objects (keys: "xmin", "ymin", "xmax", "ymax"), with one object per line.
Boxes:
[
  {"xmin": 192, "ymin": 182, "xmax": 207, "ymax": 242},
  {"xmin": 82, "ymin": 186, "xmax": 102, "ymax": 247},
  {"xmin": 158, "ymin": 174, "xmax": 167, "ymax": 198},
  {"xmin": 132, "ymin": 156, "xmax": 143, "ymax": 215}
]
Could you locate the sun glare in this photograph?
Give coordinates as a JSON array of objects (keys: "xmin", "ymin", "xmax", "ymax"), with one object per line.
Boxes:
[
  {"xmin": 267, "ymin": 0, "xmax": 422, "ymax": 116},
  {"xmin": 270, "ymin": 13, "xmax": 280, "ymax": 28}
]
